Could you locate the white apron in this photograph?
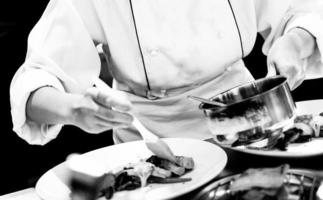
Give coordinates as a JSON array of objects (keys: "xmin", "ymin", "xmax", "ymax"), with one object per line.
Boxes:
[{"xmin": 113, "ymin": 59, "xmax": 254, "ymax": 143}]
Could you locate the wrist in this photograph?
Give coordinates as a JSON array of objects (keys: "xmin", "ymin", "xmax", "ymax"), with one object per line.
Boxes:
[
  {"xmin": 286, "ymin": 27, "xmax": 316, "ymax": 58},
  {"xmin": 63, "ymin": 93, "xmax": 83, "ymax": 126}
]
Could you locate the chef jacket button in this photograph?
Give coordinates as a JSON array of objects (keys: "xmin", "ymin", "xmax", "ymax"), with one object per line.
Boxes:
[{"xmin": 146, "ymin": 89, "xmax": 167, "ymax": 100}]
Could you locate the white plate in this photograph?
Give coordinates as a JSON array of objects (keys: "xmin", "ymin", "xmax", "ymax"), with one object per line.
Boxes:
[
  {"xmin": 35, "ymin": 138, "xmax": 227, "ymax": 200},
  {"xmin": 221, "ymin": 100, "xmax": 323, "ymax": 157}
]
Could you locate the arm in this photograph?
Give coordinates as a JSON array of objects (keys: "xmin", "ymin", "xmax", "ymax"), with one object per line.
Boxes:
[
  {"xmin": 254, "ymin": 0, "xmax": 323, "ymax": 89},
  {"xmin": 267, "ymin": 27, "xmax": 316, "ymax": 89},
  {"xmin": 26, "ymin": 85, "xmax": 133, "ymax": 134},
  {"xmin": 26, "ymin": 86, "xmax": 77, "ymax": 125},
  {"xmin": 10, "ymin": 0, "xmax": 130, "ymax": 144}
]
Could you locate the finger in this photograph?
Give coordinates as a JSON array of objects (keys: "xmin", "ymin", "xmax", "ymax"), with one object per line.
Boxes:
[
  {"xmin": 290, "ymin": 61, "xmax": 306, "ymax": 90},
  {"xmin": 86, "ymin": 87, "xmax": 132, "ymax": 111},
  {"xmin": 291, "ymin": 79, "xmax": 303, "ymax": 90},
  {"xmin": 289, "ymin": 72, "xmax": 305, "ymax": 90},
  {"xmin": 88, "ymin": 87, "xmax": 132, "ymax": 112},
  {"xmin": 90, "ymin": 88, "xmax": 112, "ymax": 109},
  {"xmin": 96, "ymin": 106, "xmax": 133, "ymax": 124},
  {"xmin": 85, "ymin": 87, "xmax": 100, "ymax": 99},
  {"xmin": 83, "ymin": 118, "xmax": 126, "ymax": 134},
  {"xmin": 95, "ymin": 117, "xmax": 130, "ymax": 129},
  {"xmin": 92, "ymin": 78, "xmax": 132, "ymax": 111},
  {"xmin": 274, "ymin": 59, "xmax": 305, "ymax": 90},
  {"xmin": 86, "ymin": 124, "xmax": 113, "ymax": 134},
  {"xmin": 98, "ymin": 89, "xmax": 132, "ymax": 112}
]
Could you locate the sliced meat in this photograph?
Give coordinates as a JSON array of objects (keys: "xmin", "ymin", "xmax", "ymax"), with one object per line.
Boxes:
[
  {"xmin": 175, "ymin": 156, "xmax": 194, "ymax": 170},
  {"xmin": 146, "ymin": 155, "xmax": 185, "ymax": 176}
]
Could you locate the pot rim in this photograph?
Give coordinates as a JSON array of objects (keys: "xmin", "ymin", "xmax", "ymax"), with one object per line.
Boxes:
[{"xmin": 199, "ymin": 75, "xmax": 289, "ymax": 110}]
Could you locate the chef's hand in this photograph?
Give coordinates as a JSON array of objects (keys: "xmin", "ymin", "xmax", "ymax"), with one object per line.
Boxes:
[
  {"xmin": 70, "ymin": 87, "xmax": 133, "ymax": 134},
  {"xmin": 267, "ymin": 27, "xmax": 316, "ymax": 90}
]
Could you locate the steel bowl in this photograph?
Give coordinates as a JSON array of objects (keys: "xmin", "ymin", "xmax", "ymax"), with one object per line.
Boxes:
[{"xmin": 199, "ymin": 75, "xmax": 296, "ymax": 146}]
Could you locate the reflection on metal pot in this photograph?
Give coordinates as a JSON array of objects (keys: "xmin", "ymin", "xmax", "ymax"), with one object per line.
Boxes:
[{"xmin": 199, "ymin": 75, "xmax": 296, "ymax": 146}]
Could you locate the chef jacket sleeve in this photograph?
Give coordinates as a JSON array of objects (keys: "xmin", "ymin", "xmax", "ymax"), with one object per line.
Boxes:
[
  {"xmin": 255, "ymin": 0, "xmax": 323, "ymax": 79},
  {"xmin": 10, "ymin": 0, "xmax": 103, "ymax": 145}
]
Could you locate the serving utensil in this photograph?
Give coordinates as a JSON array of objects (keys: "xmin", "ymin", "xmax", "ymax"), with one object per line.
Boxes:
[
  {"xmin": 131, "ymin": 115, "xmax": 177, "ymax": 163},
  {"xmin": 187, "ymin": 95, "xmax": 226, "ymax": 107},
  {"xmin": 93, "ymin": 77, "xmax": 176, "ymax": 163}
]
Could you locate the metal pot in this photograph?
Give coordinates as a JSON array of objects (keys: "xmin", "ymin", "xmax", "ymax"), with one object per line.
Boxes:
[{"xmin": 199, "ymin": 75, "xmax": 296, "ymax": 146}]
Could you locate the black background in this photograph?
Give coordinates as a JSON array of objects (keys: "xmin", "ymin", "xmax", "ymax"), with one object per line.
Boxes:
[{"xmin": 0, "ymin": 1, "xmax": 322, "ymax": 195}]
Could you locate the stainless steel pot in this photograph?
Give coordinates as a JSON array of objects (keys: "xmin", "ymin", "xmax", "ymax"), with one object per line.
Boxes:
[{"xmin": 199, "ymin": 75, "xmax": 296, "ymax": 146}]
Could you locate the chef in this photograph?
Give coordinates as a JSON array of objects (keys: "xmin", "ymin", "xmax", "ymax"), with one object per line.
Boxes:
[{"xmin": 10, "ymin": 0, "xmax": 323, "ymax": 145}]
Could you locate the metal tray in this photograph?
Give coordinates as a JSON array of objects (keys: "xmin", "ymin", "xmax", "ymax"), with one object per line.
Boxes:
[{"xmin": 194, "ymin": 169, "xmax": 322, "ymax": 200}]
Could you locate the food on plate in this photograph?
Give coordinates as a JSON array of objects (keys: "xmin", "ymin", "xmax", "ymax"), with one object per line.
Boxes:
[
  {"xmin": 218, "ymin": 164, "xmax": 319, "ymax": 200},
  {"xmin": 214, "ymin": 114, "xmax": 323, "ymax": 151},
  {"xmin": 146, "ymin": 155, "xmax": 194, "ymax": 176},
  {"xmin": 98, "ymin": 155, "xmax": 194, "ymax": 199}
]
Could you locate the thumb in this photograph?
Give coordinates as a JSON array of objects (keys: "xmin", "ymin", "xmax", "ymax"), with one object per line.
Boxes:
[
  {"xmin": 91, "ymin": 78, "xmax": 132, "ymax": 111},
  {"xmin": 100, "ymin": 89, "xmax": 132, "ymax": 111}
]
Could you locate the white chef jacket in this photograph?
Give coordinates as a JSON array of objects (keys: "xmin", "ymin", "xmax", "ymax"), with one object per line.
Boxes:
[{"xmin": 10, "ymin": 0, "xmax": 323, "ymax": 145}]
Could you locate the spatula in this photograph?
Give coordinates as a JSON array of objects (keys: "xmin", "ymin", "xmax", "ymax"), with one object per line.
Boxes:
[{"xmin": 93, "ymin": 77, "xmax": 177, "ymax": 163}]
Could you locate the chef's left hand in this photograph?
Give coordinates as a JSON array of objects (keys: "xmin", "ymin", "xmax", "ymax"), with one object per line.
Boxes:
[{"xmin": 267, "ymin": 27, "xmax": 316, "ymax": 90}]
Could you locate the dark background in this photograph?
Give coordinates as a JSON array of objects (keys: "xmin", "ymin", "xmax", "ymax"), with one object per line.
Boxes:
[{"xmin": 1, "ymin": 1, "xmax": 322, "ymax": 195}]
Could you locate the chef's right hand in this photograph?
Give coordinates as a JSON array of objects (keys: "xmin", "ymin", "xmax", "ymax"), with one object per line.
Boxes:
[{"xmin": 70, "ymin": 87, "xmax": 133, "ymax": 134}]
